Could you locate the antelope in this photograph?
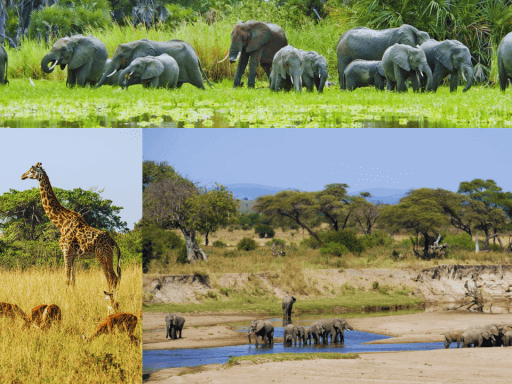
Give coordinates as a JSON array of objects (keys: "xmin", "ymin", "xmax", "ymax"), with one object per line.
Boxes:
[
  {"xmin": 82, "ymin": 311, "xmax": 142, "ymax": 345},
  {"xmin": 0, "ymin": 302, "xmax": 27, "ymax": 320},
  {"xmin": 104, "ymin": 291, "xmax": 120, "ymax": 315},
  {"xmin": 22, "ymin": 304, "xmax": 62, "ymax": 330}
]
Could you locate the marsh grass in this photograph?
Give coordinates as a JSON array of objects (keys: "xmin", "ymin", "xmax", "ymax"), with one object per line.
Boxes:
[
  {"xmin": 1, "ymin": 78, "xmax": 512, "ymax": 128},
  {"xmin": 0, "ymin": 263, "xmax": 142, "ymax": 383}
]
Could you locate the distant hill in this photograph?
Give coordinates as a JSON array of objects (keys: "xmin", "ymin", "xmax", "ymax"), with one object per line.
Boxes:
[
  {"xmin": 350, "ymin": 188, "xmax": 409, "ymax": 205},
  {"xmin": 225, "ymin": 183, "xmax": 294, "ymax": 201}
]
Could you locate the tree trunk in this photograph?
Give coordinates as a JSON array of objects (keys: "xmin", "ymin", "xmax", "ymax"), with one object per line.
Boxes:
[
  {"xmin": 283, "ymin": 213, "xmax": 323, "ymax": 245},
  {"xmin": 179, "ymin": 226, "xmax": 208, "ymax": 263},
  {"xmin": 205, "ymin": 230, "xmax": 209, "ymax": 246}
]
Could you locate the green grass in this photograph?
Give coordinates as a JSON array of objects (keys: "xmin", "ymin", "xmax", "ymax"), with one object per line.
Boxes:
[
  {"xmin": 2, "ymin": 78, "xmax": 512, "ymax": 128},
  {"xmin": 226, "ymin": 352, "xmax": 359, "ymax": 366}
]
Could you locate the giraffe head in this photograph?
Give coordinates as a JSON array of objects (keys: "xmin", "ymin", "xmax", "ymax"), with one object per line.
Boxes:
[{"xmin": 21, "ymin": 162, "xmax": 44, "ymax": 181}]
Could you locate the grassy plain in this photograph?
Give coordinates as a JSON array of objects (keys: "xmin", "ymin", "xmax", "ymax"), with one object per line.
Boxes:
[{"xmin": 0, "ymin": 263, "xmax": 142, "ymax": 383}]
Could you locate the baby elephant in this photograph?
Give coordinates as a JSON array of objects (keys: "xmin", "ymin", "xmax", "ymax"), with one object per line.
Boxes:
[
  {"xmin": 344, "ymin": 60, "xmax": 386, "ymax": 91},
  {"xmin": 444, "ymin": 329, "xmax": 463, "ymax": 348},
  {"xmin": 302, "ymin": 51, "xmax": 328, "ymax": 93},
  {"xmin": 120, "ymin": 54, "xmax": 179, "ymax": 89}
]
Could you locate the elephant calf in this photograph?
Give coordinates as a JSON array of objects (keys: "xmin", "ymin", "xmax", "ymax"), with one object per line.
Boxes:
[
  {"xmin": 444, "ymin": 329, "xmax": 463, "ymax": 348},
  {"xmin": 121, "ymin": 54, "xmax": 179, "ymax": 89},
  {"xmin": 302, "ymin": 51, "xmax": 328, "ymax": 93},
  {"xmin": 165, "ymin": 313, "xmax": 185, "ymax": 340},
  {"xmin": 344, "ymin": 60, "xmax": 386, "ymax": 91},
  {"xmin": 270, "ymin": 45, "xmax": 305, "ymax": 92}
]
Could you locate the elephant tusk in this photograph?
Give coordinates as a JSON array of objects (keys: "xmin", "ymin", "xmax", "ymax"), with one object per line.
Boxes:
[
  {"xmin": 462, "ymin": 71, "xmax": 467, "ymax": 82},
  {"xmin": 107, "ymin": 69, "xmax": 117, "ymax": 78},
  {"xmin": 290, "ymin": 76, "xmax": 294, "ymax": 84},
  {"xmin": 217, "ymin": 52, "xmax": 230, "ymax": 64},
  {"xmin": 235, "ymin": 51, "xmax": 241, "ymax": 61},
  {"xmin": 419, "ymin": 71, "xmax": 424, "ymax": 77},
  {"xmin": 319, "ymin": 74, "xmax": 321, "ymax": 79},
  {"xmin": 49, "ymin": 60, "xmax": 59, "ymax": 71}
]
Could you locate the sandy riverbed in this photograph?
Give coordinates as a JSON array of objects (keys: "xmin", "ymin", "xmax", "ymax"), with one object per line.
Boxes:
[{"xmin": 144, "ymin": 310, "xmax": 512, "ymax": 383}]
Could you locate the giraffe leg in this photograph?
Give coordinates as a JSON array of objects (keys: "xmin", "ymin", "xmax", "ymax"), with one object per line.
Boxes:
[
  {"xmin": 60, "ymin": 240, "xmax": 75, "ymax": 287},
  {"xmin": 97, "ymin": 249, "xmax": 116, "ymax": 291}
]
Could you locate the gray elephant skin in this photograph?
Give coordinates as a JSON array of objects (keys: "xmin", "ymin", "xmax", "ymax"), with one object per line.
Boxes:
[
  {"xmin": 308, "ymin": 321, "xmax": 327, "ymax": 345},
  {"xmin": 282, "ymin": 295, "xmax": 296, "ymax": 318},
  {"xmin": 0, "ymin": 44, "xmax": 7, "ymax": 85},
  {"xmin": 302, "ymin": 51, "xmax": 328, "ymax": 92},
  {"xmin": 462, "ymin": 326, "xmax": 496, "ymax": 348},
  {"xmin": 41, "ymin": 34, "xmax": 108, "ymax": 87},
  {"xmin": 165, "ymin": 313, "xmax": 185, "ymax": 340},
  {"xmin": 222, "ymin": 20, "xmax": 288, "ymax": 88},
  {"xmin": 343, "ymin": 60, "xmax": 385, "ymax": 90},
  {"xmin": 283, "ymin": 324, "xmax": 306, "ymax": 346},
  {"xmin": 270, "ymin": 45, "xmax": 304, "ymax": 92},
  {"xmin": 380, "ymin": 44, "xmax": 433, "ymax": 92},
  {"xmin": 320, "ymin": 318, "xmax": 352, "ymax": 344},
  {"xmin": 420, "ymin": 39, "xmax": 473, "ymax": 92},
  {"xmin": 248, "ymin": 319, "xmax": 274, "ymax": 346},
  {"xmin": 102, "ymin": 59, "xmax": 121, "ymax": 86},
  {"xmin": 97, "ymin": 39, "xmax": 210, "ymax": 89},
  {"xmin": 444, "ymin": 329, "xmax": 463, "ymax": 348},
  {"xmin": 120, "ymin": 54, "xmax": 179, "ymax": 89},
  {"xmin": 337, "ymin": 24, "xmax": 430, "ymax": 89},
  {"xmin": 498, "ymin": 32, "xmax": 512, "ymax": 91}
]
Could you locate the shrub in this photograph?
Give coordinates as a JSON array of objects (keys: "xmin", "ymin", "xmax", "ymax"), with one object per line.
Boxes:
[
  {"xmin": 488, "ymin": 243, "xmax": 502, "ymax": 252},
  {"xmin": 176, "ymin": 245, "xmax": 188, "ymax": 264},
  {"xmin": 320, "ymin": 242, "xmax": 349, "ymax": 257},
  {"xmin": 321, "ymin": 230, "xmax": 366, "ymax": 255},
  {"xmin": 223, "ymin": 250, "xmax": 237, "ymax": 257},
  {"xmin": 213, "ymin": 240, "xmax": 227, "ymax": 248},
  {"xmin": 237, "ymin": 237, "xmax": 257, "ymax": 251},
  {"xmin": 266, "ymin": 238, "xmax": 286, "ymax": 247},
  {"xmin": 255, "ymin": 224, "xmax": 275, "ymax": 238},
  {"xmin": 361, "ymin": 231, "xmax": 394, "ymax": 248},
  {"xmin": 372, "ymin": 281, "xmax": 379, "ymax": 290},
  {"xmin": 441, "ymin": 232, "xmax": 475, "ymax": 251}
]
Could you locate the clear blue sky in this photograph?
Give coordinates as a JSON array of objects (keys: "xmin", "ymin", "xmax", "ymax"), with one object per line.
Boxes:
[
  {"xmin": 143, "ymin": 128, "xmax": 511, "ymax": 194},
  {"xmin": 1, "ymin": 129, "xmax": 142, "ymax": 230}
]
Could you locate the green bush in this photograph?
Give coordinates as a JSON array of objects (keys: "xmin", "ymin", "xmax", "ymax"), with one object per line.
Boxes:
[
  {"xmin": 441, "ymin": 232, "xmax": 475, "ymax": 251},
  {"xmin": 165, "ymin": 3, "xmax": 198, "ymax": 26},
  {"xmin": 320, "ymin": 230, "xmax": 366, "ymax": 256},
  {"xmin": 361, "ymin": 231, "xmax": 394, "ymax": 248},
  {"xmin": 213, "ymin": 240, "xmax": 228, "ymax": 248},
  {"xmin": 488, "ymin": 243, "xmax": 503, "ymax": 252},
  {"xmin": 320, "ymin": 242, "xmax": 349, "ymax": 257},
  {"xmin": 237, "ymin": 237, "xmax": 258, "ymax": 251},
  {"xmin": 266, "ymin": 238, "xmax": 286, "ymax": 247},
  {"xmin": 255, "ymin": 224, "xmax": 275, "ymax": 238},
  {"xmin": 176, "ymin": 245, "xmax": 188, "ymax": 264}
]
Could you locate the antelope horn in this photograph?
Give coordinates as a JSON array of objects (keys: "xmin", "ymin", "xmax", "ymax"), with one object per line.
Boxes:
[
  {"xmin": 49, "ymin": 60, "xmax": 59, "ymax": 70},
  {"xmin": 217, "ymin": 52, "xmax": 230, "ymax": 63},
  {"xmin": 107, "ymin": 69, "xmax": 117, "ymax": 78}
]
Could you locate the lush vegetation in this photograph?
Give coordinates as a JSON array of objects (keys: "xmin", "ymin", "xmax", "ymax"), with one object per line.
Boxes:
[{"xmin": 0, "ymin": 263, "xmax": 142, "ymax": 383}]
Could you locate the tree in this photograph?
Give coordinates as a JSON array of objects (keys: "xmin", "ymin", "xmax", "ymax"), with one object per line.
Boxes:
[
  {"xmin": 315, "ymin": 183, "xmax": 352, "ymax": 231},
  {"xmin": 143, "ymin": 167, "xmax": 208, "ymax": 263},
  {"xmin": 0, "ymin": 187, "xmax": 127, "ymax": 242},
  {"xmin": 143, "ymin": 160, "xmax": 177, "ymax": 191},
  {"xmin": 186, "ymin": 184, "xmax": 239, "ymax": 246},
  {"xmin": 254, "ymin": 190, "xmax": 322, "ymax": 244},
  {"xmin": 380, "ymin": 188, "xmax": 450, "ymax": 259},
  {"xmin": 351, "ymin": 193, "xmax": 381, "ymax": 235}
]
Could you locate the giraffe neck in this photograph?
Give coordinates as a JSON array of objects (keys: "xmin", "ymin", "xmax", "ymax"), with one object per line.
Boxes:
[{"xmin": 38, "ymin": 170, "xmax": 66, "ymax": 232}]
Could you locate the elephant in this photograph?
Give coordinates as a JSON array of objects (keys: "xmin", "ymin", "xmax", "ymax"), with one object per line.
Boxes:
[
  {"xmin": 337, "ymin": 24, "xmax": 430, "ymax": 89},
  {"xmin": 498, "ymin": 32, "xmax": 512, "ymax": 91},
  {"xmin": 462, "ymin": 327, "xmax": 495, "ymax": 348},
  {"xmin": 444, "ymin": 329, "xmax": 463, "ymax": 348},
  {"xmin": 302, "ymin": 51, "xmax": 328, "ymax": 93},
  {"xmin": 0, "ymin": 44, "xmax": 7, "ymax": 85},
  {"xmin": 282, "ymin": 295, "xmax": 296, "ymax": 318},
  {"xmin": 96, "ymin": 39, "xmax": 210, "ymax": 89},
  {"xmin": 283, "ymin": 324, "xmax": 295, "ymax": 347},
  {"xmin": 102, "ymin": 59, "xmax": 121, "ymax": 86},
  {"xmin": 419, "ymin": 39, "xmax": 474, "ymax": 92},
  {"xmin": 320, "ymin": 318, "xmax": 353, "ymax": 344},
  {"xmin": 270, "ymin": 46, "xmax": 304, "ymax": 92},
  {"xmin": 248, "ymin": 319, "xmax": 274, "ymax": 347},
  {"xmin": 165, "ymin": 313, "xmax": 185, "ymax": 340},
  {"xmin": 504, "ymin": 330, "xmax": 512, "ymax": 346},
  {"xmin": 120, "ymin": 54, "xmax": 179, "ymax": 89},
  {"xmin": 220, "ymin": 20, "xmax": 288, "ymax": 88},
  {"xmin": 380, "ymin": 44, "xmax": 433, "ymax": 92},
  {"xmin": 308, "ymin": 321, "xmax": 327, "ymax": 345},
  {"xmin": 343, "ymin": 60, "xmax": 386, "ymax": 90},
  {"xmin": 283, "ymin": 324, "xmax": 306, "ymax": 346},
  {"xmin": 465, "ymin": 324, "xmax": 499, "ymax": 347},
  {"xmin": 41, "ymin": 35, "xmax": 108, "ymax": 87}
]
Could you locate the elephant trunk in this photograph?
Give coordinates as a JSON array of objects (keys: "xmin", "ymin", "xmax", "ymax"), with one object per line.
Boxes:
[
  {"xmin": 97, "ymin": 60, "xmax": 118, "ymax": 88},
  {"xmin": 41, "ymin": 53, "xmax": 58, "ymax": 74},
  {"xmin": 422, "ymin": 64, "xmax": 433, "ymax": 91},
  {"xmin": 291, "ymin": 70, "xmax": 302, "ymax": 92},
  {"xmin": 247, "ymin": 331, "xmax": 252, "ymax": 343},
  {"xmin": 461, "ymin": 63, "xmax": 474, "ymax": 92},
  {"xmin": 318, "ymin": 68, "xmax": 328, "ymax": 93},
  {"xmin": 229, "ymin": 42, "xmax": 242, "ymax": 63}
]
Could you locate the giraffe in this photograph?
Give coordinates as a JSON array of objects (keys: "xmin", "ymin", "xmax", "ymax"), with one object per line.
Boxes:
[{"xmin": 21, "ymin": 162, "xmax": 121, "ymax": 291}]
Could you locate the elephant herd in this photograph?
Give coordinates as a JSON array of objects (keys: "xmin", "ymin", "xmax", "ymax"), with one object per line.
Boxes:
[{"xmin": 445, "ymin": 322, "xmax": 512, "ymax": 348}]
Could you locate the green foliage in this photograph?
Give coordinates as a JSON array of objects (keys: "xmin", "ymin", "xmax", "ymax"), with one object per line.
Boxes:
[
  {"xmin": 141, "ymin": 222, "xmax": 185, "ymax": 271},
  {"xmin": 239, "ymin": 212, "xmax": 260, "ymax": 230},
  {"xmin": 176, "ymin": 246, "xmax": 189, "ymax": 264},
  {"xmin": 266, "ymin": 238, "xmax": 286, "ymax": 247},
  {"xmin": 212, "ymin": 240, "xmax": 228, "ymax": 248},
  {"xmin": 319, "ymin": 242, "xmax": 349, "ymax": 257},
  {"xmin": 254, "ymin": 224, "xmax": 275, "ymax": 238},
  {"xmin": 29, "ymin": 0, "xmax": 111, "ymax": 39},
  {"xmin": 361, "ymin": 231, "xmax": 394, "ymax": 248},
  {"xmin": 488, "ymin": 243, "xmax": 503, "ymax": 252},
  {"xmin": 372, "ymin": 281, "xmax": 379, "ymax": 290},
  {"xmin": 113, "ymin": 227, "xmax": 142, "ymax": 264},
  {"xmin": 441, "ymin": 232, "xmax": 475, "ymax": 251},
  {"xmin": 165, "ymin": 3, "xmax": 198, "ymax": 26},
  {"xmin": 320, "ymin": 230, "xmax": 366, "ymax": 256},
  {"xmin": 236, "ymin": 237, "xmax": 257, "ymax": 251},
  {"xmin": 142, "ymin": 160, "xmax": 178, "ymax": 191}
]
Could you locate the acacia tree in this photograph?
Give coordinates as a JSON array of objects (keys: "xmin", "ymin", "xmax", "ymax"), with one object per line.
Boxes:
[
  {"xmin": 187, "ymin": 184, "xmax": 239, "ymax": 246},
  {"xmin": 254, "ymin": 190, "xmax": 322, "ymax": 244},
  {"xmin": 314, "ymin": 183, "xmax": 353, "ymax": 231},
  {"xmin": 351, "ymin": 193, "xmax": 381, "ymax": 235},
  {"xmin": 143, "ymin": 168, "xmax": 208, "ymax": 263}
]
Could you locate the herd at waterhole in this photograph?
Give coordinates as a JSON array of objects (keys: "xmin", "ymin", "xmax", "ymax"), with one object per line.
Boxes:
[{"xmin": 2, "ymin": 20, "xmax": 512, "ymax": 94}]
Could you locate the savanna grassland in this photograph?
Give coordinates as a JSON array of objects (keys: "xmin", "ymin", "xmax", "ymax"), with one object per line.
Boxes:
[{"xmin": 0, "ymin": 263, "xmax": 142, "ymax": 383}]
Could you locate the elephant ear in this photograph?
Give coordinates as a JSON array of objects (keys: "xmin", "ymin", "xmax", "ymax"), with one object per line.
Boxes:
[
  {"xmin": 255, "ymin": 321, "xmax": 265, "ymax": 334},
  {"xmin": 303, "ymin": 54, "xmax": 315, "ymax": 78},
  {"xmin": 132, "ymin": 41, "xmax": 158, "ymax": 61},
  {"xmin": 433, "ymin": 42, "xmax": 453, "ymax": 71},
  {"xmin": 246, "ymin": 22, "xmax": 272, "ymax": 53},
  {"xmin": 142, "ymin": 59, "xmax": 164, "ymax": 80},
  {"xmin": 377, "ymin": 62, "xmax": 386, "ymax": 77},
  {"xmin": 277, "ymin": 54, "xmax": 287, "ymax": 79},
  {"xmin": 391, "ymin": 46, "xmax": 411, "ymax": 71},
  {"xmin": 68, "ymin": 37, "xmax": 96, "ymax": 70},
  {"xmin": 397, "ymin": 25, "xmax": 415, "ymax": 46}
]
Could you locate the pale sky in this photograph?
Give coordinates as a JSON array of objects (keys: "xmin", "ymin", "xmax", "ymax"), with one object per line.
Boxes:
[
  {"xmin": 0, "ymin": 129, "xmax": 142, "ymax": 229},
  {"xmin": 143, "ymin": 128, "xmax": 511, "ymax": 194}
]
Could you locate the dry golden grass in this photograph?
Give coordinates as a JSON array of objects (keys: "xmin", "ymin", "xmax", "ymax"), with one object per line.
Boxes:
[{"xmin": 0, "ymin": 263, "xmax": 142, "ymax": 383}]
